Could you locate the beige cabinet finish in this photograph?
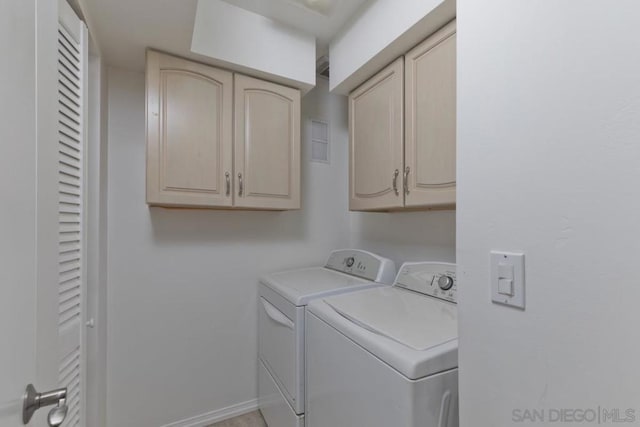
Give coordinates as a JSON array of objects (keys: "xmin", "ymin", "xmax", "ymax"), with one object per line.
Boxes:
[
  {"xmin": 234, "ymin": 75, "xmax": 301, "ymax": 210},
  {"xmin": 349, "ymin": 58, "xmax": 404, "ymax": 211},
  {"xmin": 348, "ymin": 20, "xmax": 456, "ymax": 211},
  {"xmin": 146, "ymin": 50, "xmax": 234, "ymax": 207},
  {"xmin": 405, "ymin": 21, "xmax": 456, "ymax": 208},
  {"xmin": 146, "ymin": 51, "xmax": 301, "ymax": 210}
]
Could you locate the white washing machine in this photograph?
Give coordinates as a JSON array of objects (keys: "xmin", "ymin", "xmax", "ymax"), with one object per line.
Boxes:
[
  {"xmin": 305, "ymin": 262, "xmax": 459, "ymax": 427},
  {"xmin": 258, "ymin": 249, "xmax": 396, "ymax": 427}
]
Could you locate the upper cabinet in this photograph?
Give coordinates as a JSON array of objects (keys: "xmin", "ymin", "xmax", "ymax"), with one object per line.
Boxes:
[
  {"xmin": 349, "ymin": 20, "xmax": 456, "ymax": 211},
  {"xmin": 349, "ymin": 58, "xmax": 404, "ymax": 211},
  {"xmin": 146, "ymin": 51, "xmax": 300, "ymax": 210},
  {"xmin": 234, "ymin": 75, "xmax": 300, "ymax": 210}
]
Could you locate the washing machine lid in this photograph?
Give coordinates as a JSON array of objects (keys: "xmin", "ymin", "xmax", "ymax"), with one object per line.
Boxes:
[
  {"xmin": 260, "ymin": 267, "xmax": 379, "ymax": 306},
  {"xmin": 311, "ymin": 286, "xmax": 458, "ymax": 379},
  {"xmin": 325, "ymin": 286, "xmax": 457, "ymax": 351}
]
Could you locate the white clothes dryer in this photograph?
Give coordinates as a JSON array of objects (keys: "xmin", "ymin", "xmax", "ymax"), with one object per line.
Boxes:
[{"xmin": 258, "ymin": 250, "xmax": 396, "ymax": 427}]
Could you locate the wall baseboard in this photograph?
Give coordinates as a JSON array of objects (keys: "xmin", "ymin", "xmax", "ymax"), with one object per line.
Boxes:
[{"xmin": 160, "ymin": 399, "xmax": 259, "ymax": 427}]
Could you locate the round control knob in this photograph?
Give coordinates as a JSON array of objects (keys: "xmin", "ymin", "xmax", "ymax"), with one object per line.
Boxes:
[
  {"xmin": 438, "ymin": 275, "xmax": 454, "ymax": 291},
  {"xmin": 345, "ymin": 257, "xmax": 355, "ymax": 267}
]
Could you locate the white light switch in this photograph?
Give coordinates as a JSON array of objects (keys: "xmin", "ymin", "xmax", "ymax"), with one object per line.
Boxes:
[
  {"xmin": 491, "ymin": 251, "xmax": 525, "ymax": 309},
  {"xmin": 498, "ymin": 263, "xmax": 513, "ymax": 281},
  {"xmin": 498, "ymin": 278, "xmax": 514, "ymax": 296}
]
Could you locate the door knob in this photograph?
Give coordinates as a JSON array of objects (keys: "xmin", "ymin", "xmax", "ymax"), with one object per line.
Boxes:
[
  {"xmin": 47, "ymin": 399, "xmax": 68, "ymax": 427},
  {"xmin": 22, "ymin": 384, "xmax": 68, "ymax": 425}
]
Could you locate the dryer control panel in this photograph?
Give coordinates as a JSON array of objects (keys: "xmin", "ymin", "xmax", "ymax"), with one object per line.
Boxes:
[
  {"xmin": 394, "ymin": 262, "xmax": 457, "ymax": 303},
  {"xmin": 325, "ymin": 249, "xmax": 396, "ymax": 285}
]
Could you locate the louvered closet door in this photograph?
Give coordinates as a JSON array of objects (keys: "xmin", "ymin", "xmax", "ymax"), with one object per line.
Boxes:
[{"xmin": 57, "ymin": 1, "xmax": 87, "ymax": 425}]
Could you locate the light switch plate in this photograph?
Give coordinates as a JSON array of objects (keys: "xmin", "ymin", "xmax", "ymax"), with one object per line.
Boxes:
[{"xmin": 491, "ymin": 251, "xmax": 525, "ymax": 309}]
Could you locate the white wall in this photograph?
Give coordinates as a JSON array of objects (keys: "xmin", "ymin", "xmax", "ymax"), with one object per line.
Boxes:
[
  {"xmin": 350, "ymin": 211, "xmax": 456, "ymax": 267},
  {"xmin": 457, "ymin": 2, "xmax": 640, "ymax": 426},
  {"xmin": 105, "ymin": 70, "xmax": 350, "ymax": 427},
  {"xmin": 329, "ymin": 0, "xmax": 455, "ymax": 94},
  {"xmin": 191, "ymin": 0, "xmax": 316, "ymax": 92}
]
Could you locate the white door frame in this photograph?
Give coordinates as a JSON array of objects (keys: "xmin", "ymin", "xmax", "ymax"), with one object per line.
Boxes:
[{"xmin": 85, "ymin": 48, "xmax": 109, "ymax": 427}]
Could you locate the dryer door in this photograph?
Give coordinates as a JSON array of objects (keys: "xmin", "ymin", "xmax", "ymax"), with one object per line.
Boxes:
[{"xmin": 258, "ymin": 296, "xmax": 302, "ymax": 412}]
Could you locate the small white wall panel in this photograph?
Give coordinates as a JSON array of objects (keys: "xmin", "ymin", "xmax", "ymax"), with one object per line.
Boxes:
[{"xmin": 310, "ymin": 120, "xmax": 329, "ymax": 163}]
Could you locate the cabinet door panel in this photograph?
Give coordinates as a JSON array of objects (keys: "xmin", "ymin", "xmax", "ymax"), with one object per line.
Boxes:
[
  {"xmin": 146, "ymin": 51, "xmax": 233, "ymax": 207},
  {"xmin": 349, "ymin": 58, "xmax": 404, "ymax": 211},
  {"xmin": 163, "ymin": 71, "xmax": 220, "ymax": 191},
  {"xmin": 405, "ymin": 21, "xmax": 456, "ymax": 208},
  {"xmin": 234, "ymin": 75, "xmax": 300, "ymax": 210}
]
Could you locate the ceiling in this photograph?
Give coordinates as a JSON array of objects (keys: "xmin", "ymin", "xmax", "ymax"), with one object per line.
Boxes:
[{"xmin": 79, "ymin": 0, "xmax": 370, "ymax": 72}]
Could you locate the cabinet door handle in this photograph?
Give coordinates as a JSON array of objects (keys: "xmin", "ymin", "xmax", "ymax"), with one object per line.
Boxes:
[
  {"xmin": 392, "ymin": 169, "xmax": 400, "ymax": 195},
  {"xmin": 225, "ymin": 172, "xmax": 230, "ymax": 196},
  {"xmin": 403, "ymin": 166, "xmax": 410, "ymax": 195},
  {"xmin": 238, "ymin": 172, "xmax": 243, "ymax": 196}
]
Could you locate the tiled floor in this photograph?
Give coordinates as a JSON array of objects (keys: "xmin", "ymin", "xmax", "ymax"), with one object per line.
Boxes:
[{"xmin": 208, "ymin": 410, "xmax": 266, "ymax": 427}]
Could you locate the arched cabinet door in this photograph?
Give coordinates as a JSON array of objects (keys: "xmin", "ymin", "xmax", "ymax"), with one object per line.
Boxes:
[
  {"xmin": 404, "ymin": 21, "xmax": 456, "ymax": 208},
  {"xmin": 234, "ymin": 75, "xmax": 301, "ymax": 210},
  {"xmin": 146, "ymin": 50, "xmax": 233, "ymax": 207},
  {"xmin": 348, "ymin": 58, "xmax": 404, "ymax": 211}
]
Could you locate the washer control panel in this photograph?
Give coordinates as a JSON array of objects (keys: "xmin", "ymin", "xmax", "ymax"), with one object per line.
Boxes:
[
  {"xmin": 394, "ymin": 262, "xmax": 457, "ymax": 303},
  {"xmin": 325, "ymin": 249, "xmax": 396, "ymax": 285}
]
